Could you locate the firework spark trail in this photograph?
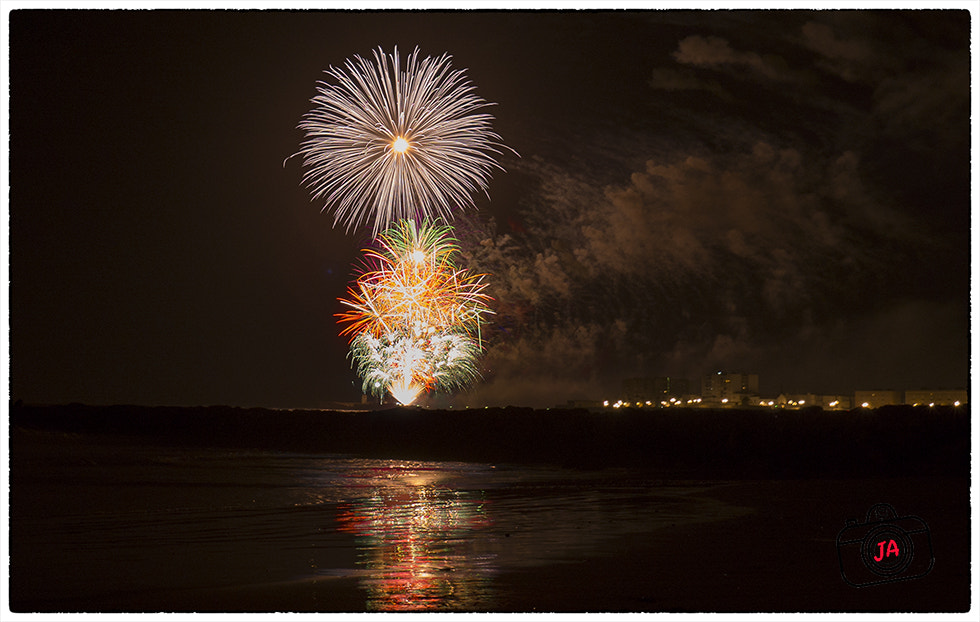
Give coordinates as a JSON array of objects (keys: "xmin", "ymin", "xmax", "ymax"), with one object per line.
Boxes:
[
  {"xmin": 297, "ymin": 46, "xmax": 514, "ymax": 235},
  {"xmin": 338, "ymin": 220, "xmax": 493, "ymax": 403},
  {"xmin": 350, "ymin": 330, "xmax": 482, "ymax": 405},
  {"xmin": 338, "ymin": 221, "xmax": 492, "ymax": 338}
]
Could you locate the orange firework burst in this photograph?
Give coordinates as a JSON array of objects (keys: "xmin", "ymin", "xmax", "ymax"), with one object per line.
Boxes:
[{"xmin": 337, "ymin": 220, "xmax": 492, "ymax": 404}]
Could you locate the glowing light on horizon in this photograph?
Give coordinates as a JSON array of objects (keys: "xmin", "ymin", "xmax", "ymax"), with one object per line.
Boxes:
[{"xmin": 295, "ymin": 46, "xmax": 515, "ymax": 235}]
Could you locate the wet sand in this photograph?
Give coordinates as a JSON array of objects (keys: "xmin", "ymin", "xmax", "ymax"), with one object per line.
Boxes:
[
  {"xmin": 490, "ymin": 477, "xmax": 971, "ymax": 612},
  {"xmin": 7, "ymin": 404, "xmax": 972, "ymax": 612},
  {"xmin": 16, "ymin": 477, "xmax": 965, "ymax": 613}
]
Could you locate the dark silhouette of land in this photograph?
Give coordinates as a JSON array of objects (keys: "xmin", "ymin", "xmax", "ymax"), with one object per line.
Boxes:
[{"xmin": 9, "ymin": 402, "xmax": 970, "ymax": 477}]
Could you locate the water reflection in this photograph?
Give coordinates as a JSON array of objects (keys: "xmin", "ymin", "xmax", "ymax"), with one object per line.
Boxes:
[
  {"xmin": 335, "ymin": 465, "xmax": 497, "ymax": 611},
  {"xmin": 13, "ymin": 438, "xmax": 744, "ymax": 612}
]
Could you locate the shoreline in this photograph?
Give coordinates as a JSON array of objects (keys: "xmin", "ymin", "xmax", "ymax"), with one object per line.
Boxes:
[
  {"xmin": 9, "ymin": 402, "xmax": 971, "ymax": 478},
  {"xmin": 8, "ymin": 403, "xmax": 972, "ymax": 612}
]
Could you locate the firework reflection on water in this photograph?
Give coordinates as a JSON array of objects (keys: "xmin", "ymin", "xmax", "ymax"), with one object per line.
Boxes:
[
  {"xmin": 336, "ymin": 475, "xmax": 495, "ymax": 610},
  {"xmin": 11, "ymin": 436, "xmax": 738, "ymax": 612}
]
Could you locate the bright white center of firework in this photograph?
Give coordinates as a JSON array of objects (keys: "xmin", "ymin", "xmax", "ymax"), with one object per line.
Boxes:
[
  {"xmin": 391, "ymin": 381, "xmax": 422, "ymax": 406},
  {"xmin": 392, "ymin": 137, "xmax": 410, "ymax": 154},
  {"xmin": 411, "ymin": 249, "xmax": 425, "ymax": 263}
]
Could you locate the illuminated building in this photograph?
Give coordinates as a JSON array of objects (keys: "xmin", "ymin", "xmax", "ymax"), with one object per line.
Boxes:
[
  {"xmin": 853, "ymin": 390, "xmax": 902, "ymax": 409},
  {"xmin": 701, "ymin": 371, "xmax": 759, "ymax": 406},
  {"xmin": 774, "ymin": 393, "xmax": 852, "ymax": 410},
  {"xmin": 904, "ymin": 389, "xmax": 968, "ymax": 406},
  {"xmin": 820, "ymin": 395, "xmax": 851, "ymax": 410},
  {"xmin": 622, "ymin": 376, "xmax": 690, "ymax": 403}
]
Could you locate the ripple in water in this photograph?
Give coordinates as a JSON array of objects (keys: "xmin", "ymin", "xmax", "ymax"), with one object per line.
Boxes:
[{"xmin": 11, "ymin": 438, "xmax": 743, "ymax": 611}]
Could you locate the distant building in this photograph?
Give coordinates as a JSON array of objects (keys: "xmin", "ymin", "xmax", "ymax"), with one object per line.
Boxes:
[
  {"xmin": 854, "ymin": 390, "xmax": 902, "ymax": 409},
  {"xmin": 904, "ymin": 389, "xmax": 967, "ymax": 406},
  {"xmin": 623, "ymin": 376, "xmax": 690, "ymax": 403},
  {"xmin": 655, "ymin": 376, "xmax": 689, "ymax": 399},
  {"xmin": 775, "ymin": 393, "xmax": 814, "ymax": 408},
  {"xmin": 774, "ymin": 393, "xmax": 851, "ymax": 410},
  {"xmin": 702, "ymin": 372, "xmax": 759, "ymax": 406},
  {"xmin": 819, "ymin": 395, "xmax": 852, "ymax": 410}
]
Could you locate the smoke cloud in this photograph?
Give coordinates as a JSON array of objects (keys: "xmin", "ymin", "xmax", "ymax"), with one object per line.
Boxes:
[{"xmin": 452, "ymin": 14, "xmax": 969, "ymax": 407}]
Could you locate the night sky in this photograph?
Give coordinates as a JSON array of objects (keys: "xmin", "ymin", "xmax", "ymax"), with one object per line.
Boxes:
[{"xmin": 6, "ymin": 7, "xmax": 973, "ymax": 409}]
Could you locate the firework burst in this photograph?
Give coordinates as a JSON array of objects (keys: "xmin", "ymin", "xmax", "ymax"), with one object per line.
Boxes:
[
  {"xmin": 338, "ymin": 220, "xmax": 492, "ymax": 404},
  {"xmin": 296, "ymin": 46, "xmax": 514, "ymax": 235}
]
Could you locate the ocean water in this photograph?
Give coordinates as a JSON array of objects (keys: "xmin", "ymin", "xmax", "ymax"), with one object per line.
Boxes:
[{"xmin": 9, "ymin": 431, "xmax": 742, "ymax": 612}]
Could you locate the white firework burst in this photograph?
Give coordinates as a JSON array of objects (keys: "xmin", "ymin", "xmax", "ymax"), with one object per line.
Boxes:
[
  {"xmin": 350, "ymin": 328, "xmax": 481, "ymax": 405},
  {"xmin": 296, "ymin": 46, "xmax": 514, "ymax": 235}
]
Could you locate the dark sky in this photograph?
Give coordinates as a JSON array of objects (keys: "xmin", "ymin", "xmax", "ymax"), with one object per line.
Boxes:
[{"xmin": 6, "ymin": 7, "xmax": 974, "ymax": 408}]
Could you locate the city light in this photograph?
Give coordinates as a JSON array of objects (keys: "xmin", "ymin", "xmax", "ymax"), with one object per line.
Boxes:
[{"xmin": 594, "ymin": 384, "xmax": 962, "ymax": 411}]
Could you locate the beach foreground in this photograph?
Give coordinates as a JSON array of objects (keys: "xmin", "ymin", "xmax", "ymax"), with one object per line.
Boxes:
[{"xmin": 8, "ymin": 403, "xmax": 972, "ymax": 612}]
